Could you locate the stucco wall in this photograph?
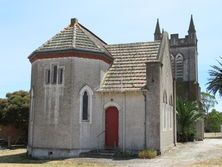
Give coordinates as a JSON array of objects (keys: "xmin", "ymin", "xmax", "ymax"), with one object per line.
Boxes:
[
  {"xmin": 145, "ymin": 33, "xmax": 175, "ymax": 153},
  {"xmin": 160, "ymin": 34, "xmax": 174, "ymax": 152},
  {"xmin": 100, "ymin": 92, "xmax": 145, "ymax": 151},
  {"xmin": 28, "ymin": 56, "xmax": 110, "ymax": 158}
]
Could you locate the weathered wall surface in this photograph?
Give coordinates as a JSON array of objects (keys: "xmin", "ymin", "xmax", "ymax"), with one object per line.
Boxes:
[
  {"xmin": 159, "ymin": 35, "xmax": 174, "ymax": 152},
  {"xmin": 170, "ymin": 46, "xmax": 198, "ymax": 82},
  {"xmin": 146, "ymin": 62, "xmax": 161, "ymax": 151},
  {"xmin": 28, "ymin": 56, "xmax": 109, "ymax": 158},
  {"xmin": 100, "ymin": 92, "xmax": 145, "ymax": 150},
  {"xmin": 146, "ymin": 33, "xmax": 174, "ymax": 153}
]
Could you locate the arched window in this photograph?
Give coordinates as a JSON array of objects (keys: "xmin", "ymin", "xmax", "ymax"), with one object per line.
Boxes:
[
  {"xmin": 79, "ymin": 85, "xmax": 93, "ymax": 123},
  {"xmin": 82, "ymin": 91, "xmax": 88, "ymax": 121},
  {"xmin": 170, "ymin": 55, "xmax": 175, "ymax": 76},
  {"xmin": 176, "ymin": 54, "xmax": 183, "ymax": 79}
]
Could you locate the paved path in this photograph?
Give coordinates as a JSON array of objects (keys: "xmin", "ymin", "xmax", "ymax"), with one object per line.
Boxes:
[{"xmin": 77, "ymin": 139, "xmax": 222, "ymax": 167}]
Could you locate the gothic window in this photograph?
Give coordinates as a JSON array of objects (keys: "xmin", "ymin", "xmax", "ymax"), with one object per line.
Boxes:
[
  {"xmin": 170, "ymin": 55, "xmax": 175, "ymax": 76},
  {"xmin": 82, "ymin": 91, "xmax": 88, "ymax": 121},
  {"xmin": 79, "ymin": 85, "xmax": 93, "ymax": 123},
  {"xmin": 52, "ymin": 65, "xmax": 58, "ymax": 84},
  {"xmin": 45, "ymin": 65, "xmax": 64, "ymax": 85},
  {"xmin": 58, "ymin": 68, "xmax": 64, "ymax": 84},
  {"xmin": 176, "ymin": 54, "xmax": 184, "ymax": 79},
  {"xmin": 45, "ymin": 69, "xmax": 50, "ymax": 84}
]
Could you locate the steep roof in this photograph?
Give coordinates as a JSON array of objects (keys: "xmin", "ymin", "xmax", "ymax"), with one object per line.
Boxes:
[
  {"xmin": 99, "ymin": 41, "xmax": 161, "ymax": 91},
  {"xmin": 29, "ymin": 18, "xmax": 111, "ymax": 59}
]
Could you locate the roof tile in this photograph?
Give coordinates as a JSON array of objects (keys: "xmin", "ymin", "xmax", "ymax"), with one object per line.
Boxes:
[{"xmin": 100, "ymin": 42, "xmax": 161, "ymax": 91}]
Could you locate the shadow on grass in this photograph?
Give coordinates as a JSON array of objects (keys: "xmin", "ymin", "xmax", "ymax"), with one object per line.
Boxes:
[{"xmin": 0, "ymin": 152, "xmax": 49, "ymax": 164}]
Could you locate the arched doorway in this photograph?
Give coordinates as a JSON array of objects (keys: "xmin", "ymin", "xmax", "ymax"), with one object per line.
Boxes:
[{"xmin": 105, "ymin": 107, "xmax": 119, "ymax": 148}]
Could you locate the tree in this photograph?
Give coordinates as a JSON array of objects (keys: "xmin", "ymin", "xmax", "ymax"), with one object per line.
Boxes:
[
  {"xmin": 205, "ymin": 109, "xmax": 222, "ymax": 132},
  {"xmin": 176, "ymin": 97, "xmax": 203, "ymax": 142},
  {"xmin": 201, "ymin": 92, "xmax": 217, "ymax": 115},
  {"xmin": 207, "ymin": 57, "xmax": 222, "ymax": 96},
  {"xmin": 0, "ymin": 98, "xmax": 8, "ymax": 122},
  {"xmin": 0, "ymin": 90, "xmax": 29, "ymax": 144}
]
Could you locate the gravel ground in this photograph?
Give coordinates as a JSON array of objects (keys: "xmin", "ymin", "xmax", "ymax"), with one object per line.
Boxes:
[{"xmin": 75, "ymin": 139, "xmax": 222, "ymax": 167}]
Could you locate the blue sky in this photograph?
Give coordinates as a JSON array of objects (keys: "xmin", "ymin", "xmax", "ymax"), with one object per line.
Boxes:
[{"xmin": 0, "ymin": 0, "xmax": 222, "ymax": 111}]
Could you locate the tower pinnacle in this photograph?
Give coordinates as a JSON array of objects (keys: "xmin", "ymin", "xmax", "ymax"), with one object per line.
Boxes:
[
  {"xmin": 154, "ymin": 19, "xmax": 162, "ymax": 40},
  {"xmin": 188, "ymin": 15, "xmax": 196, "ymax": 34}
]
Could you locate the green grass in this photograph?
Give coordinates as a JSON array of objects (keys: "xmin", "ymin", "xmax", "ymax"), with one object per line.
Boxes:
[{"xmin": 0, "ymin": 149, "xmax": 114, "ymax": 167}]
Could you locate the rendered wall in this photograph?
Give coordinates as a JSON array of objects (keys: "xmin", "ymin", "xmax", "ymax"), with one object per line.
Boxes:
[{"xmin": 28, "ymin": 56, "xmax": 109, "ymax": 158}]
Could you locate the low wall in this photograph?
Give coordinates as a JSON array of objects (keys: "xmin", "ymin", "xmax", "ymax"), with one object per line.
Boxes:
[{"xmin": 204, "ymin": 132, "xmax": 222, "ymax": 138}]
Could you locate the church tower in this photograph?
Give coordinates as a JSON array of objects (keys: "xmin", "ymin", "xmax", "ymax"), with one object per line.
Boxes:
[
  {"xmin": 154, "ymin": 16, "xmax": 203, "ymax": 140},
  {"xmin": 169, "ymin": 15, "xmax": 199, "ymax": 101}
]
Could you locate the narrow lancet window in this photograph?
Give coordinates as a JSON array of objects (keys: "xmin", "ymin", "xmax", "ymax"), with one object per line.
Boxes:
[
  {"xmin": 82, "ymin": 91, "xmax": 89, "ymax": 121},
  {"xmin": 58, "ymin": 68, "xmax": 63, "ymax": 84},
  {"xmin": 45, "ymin": 69, "xmax": 50, "ymax": 84},
  {"xmin": 52, "ymin": 65, "xmax": 57, "ymax": 84}
]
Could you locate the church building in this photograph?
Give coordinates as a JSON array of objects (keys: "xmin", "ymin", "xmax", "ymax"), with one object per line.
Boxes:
[{"xmin": 27, "ymin": 16, "xmax": 199, "ymax": 159}]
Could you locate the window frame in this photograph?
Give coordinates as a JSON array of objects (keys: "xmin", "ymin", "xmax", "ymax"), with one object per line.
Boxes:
[
  {"xmin": 52, "ymin": 64, "xmax": 58, "ymax": 84},
  {"xmin": 45, "ymin": 68, "xmax": 51, "ymax": 85},
  {"xmin": 79, "ymin": 85, "xmax": 93, "ymax": 123},
  {"xmin": 58, "ymin": 67, "xmax": 64, "ymax": 85},
  {"xmin": 44, "ymin": 64, "xmax": 64, "ymax": 86},
  {"xmin": 175, "ymin": 53, "xmax": 184, "ymax": 79}
]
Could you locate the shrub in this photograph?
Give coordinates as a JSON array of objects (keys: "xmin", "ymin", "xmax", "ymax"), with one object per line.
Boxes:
[{"xmin": 138, "ymin": 149, "xmax": 157, "ymax": 159}]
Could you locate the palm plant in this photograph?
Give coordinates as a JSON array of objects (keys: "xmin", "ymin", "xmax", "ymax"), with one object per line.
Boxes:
[
  {"xmin": 207, "ymin": 58, "xmax": 222, "ymax": 96},
  {"xmin": 176, "ymin": 97, "xmax": 203, "ymax": 142}
]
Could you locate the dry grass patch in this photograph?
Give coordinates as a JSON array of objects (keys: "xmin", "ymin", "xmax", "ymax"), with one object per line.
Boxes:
[{"xmin": 0, "ymin": 149, "xmax": 114, "ymax": 167}]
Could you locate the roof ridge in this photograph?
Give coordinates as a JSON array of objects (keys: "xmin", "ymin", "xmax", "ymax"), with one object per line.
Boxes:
[
  {"xmin": 78, "ymin": 24, "xmax": 103, "ymax": 51},
  {"xmin": 78, "ymin": 23, "xmax": 107, "ymax": 45},
  {"xmin": 107, "ymin": 41, "xmax": 160, "ymax": 46},
  {"xmin": 78, "ymin": 23, "xmax": 112, "ymax": 57},
  {"xmin": 72, "ymin": 24, "xmax": 76, "ymax": 47}
]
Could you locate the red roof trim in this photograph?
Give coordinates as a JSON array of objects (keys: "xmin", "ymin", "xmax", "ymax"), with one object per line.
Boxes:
[{"xmin": 29, "ymin": 50, "xmax": 113, "ymax": 64}]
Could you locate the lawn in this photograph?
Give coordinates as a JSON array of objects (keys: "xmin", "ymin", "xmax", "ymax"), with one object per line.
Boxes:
[{"xmin": 0, "ymin": 149, "xmax": 114, "ymax": 167}]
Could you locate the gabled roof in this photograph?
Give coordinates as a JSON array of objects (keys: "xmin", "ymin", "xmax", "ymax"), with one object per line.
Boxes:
[
  {"xmin": 99, "ymin": 41, "xmax": 161, "ymax": 91},
  {"xmin": 29, "ymin": 18, "xmax": 112, "ymax": 61}
]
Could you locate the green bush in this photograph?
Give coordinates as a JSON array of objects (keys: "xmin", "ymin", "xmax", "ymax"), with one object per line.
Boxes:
[{"xmin": 138, "ymin": 149, "xmax": 157, "ymax": 159}]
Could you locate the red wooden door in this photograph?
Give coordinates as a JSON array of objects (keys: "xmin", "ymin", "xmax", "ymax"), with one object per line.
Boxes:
[{"xmin": 105, "ymin": 107, "xmax": 119, "ymax": 148}]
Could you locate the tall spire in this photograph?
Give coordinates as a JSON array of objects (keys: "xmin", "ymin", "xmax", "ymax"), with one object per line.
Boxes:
[
  {"xmin": 154, "ymin": 19, "xmax": 161, "ymax": 40},
  {"xmin": 188, "ymin": 15, "xmax": 196, "ymax": 33}
]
